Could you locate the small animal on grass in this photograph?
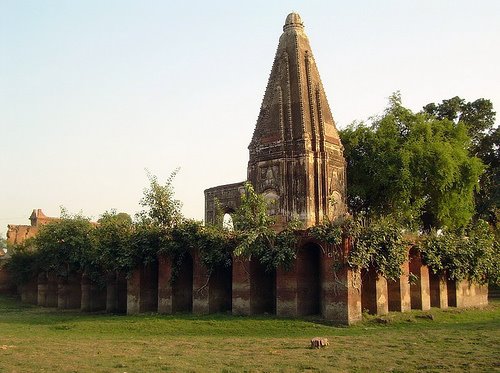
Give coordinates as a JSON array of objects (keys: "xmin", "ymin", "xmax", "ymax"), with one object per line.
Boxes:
[{"xmin": 310, "ymin": 337, "xmax": 329, "ymax": 348}]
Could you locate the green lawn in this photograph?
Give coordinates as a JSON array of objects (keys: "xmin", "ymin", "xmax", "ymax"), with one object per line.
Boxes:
[{"xmin": 0, "ymin": 295, "xmax": 499, "ymax": 372}]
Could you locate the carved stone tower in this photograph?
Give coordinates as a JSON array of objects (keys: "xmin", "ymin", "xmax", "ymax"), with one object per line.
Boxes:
[
  {"xmin": 205, "ymin": 13, "xmax": 346, "ymax": 228},
  {"xmin": 247, "ymin": 13, "xmax": 346, "ymax": 228}
]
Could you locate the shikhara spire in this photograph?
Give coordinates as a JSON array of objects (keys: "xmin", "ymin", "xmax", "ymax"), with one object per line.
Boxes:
[{"xmin": 247, "ymin": 12, "xmax": 346, "ymax": 228}]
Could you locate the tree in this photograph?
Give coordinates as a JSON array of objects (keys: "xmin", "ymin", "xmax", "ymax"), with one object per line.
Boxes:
[
  {"xmin": 34, "ymin": 213, "xmax": 96, "ymax": 277},
  {"xmin": 136, "ymin": 169, "xmax": 183, "ymax": 228},
  {"xmin": 94, "ymin": 210, "xmax": 133, "ymax": 274},
  {"xmin": 341, "ymin": 93, "xmax": 484, "ymax": 230},
  {"xmin": 423, "ymin": 97, "xmax": 498, "ymax": 226},
  {"xmin": 232, "ymin": 182, "xmax": 298, "ymax": 270}
]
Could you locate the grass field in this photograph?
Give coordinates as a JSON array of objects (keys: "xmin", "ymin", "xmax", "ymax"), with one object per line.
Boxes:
[{"xmin": 0, "ymin": 295, "xmax": 499, "ymax": 372}]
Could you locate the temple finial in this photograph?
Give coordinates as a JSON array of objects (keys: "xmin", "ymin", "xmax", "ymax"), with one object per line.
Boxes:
[{"xmin": 283, "ymin": 12, "xmax": 304, "ymax": 31}]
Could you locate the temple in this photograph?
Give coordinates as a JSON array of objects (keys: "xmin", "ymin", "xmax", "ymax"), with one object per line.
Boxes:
[
  {"xmin": 205, "ymin": 13, "xmax": 346, "ymax": 229},
  {"xmin": 1, "ymin": 13, "xmax": 488, "ymax": 324}
]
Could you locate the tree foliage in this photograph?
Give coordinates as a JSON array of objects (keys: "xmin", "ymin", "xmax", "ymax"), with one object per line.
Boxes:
[
  {"xmin": 420, "ymin": 219, "xmax": 499, "ymax": 285},
  {"xmin": 136, "ymin": 169, "xmax": 183, "ymax": 228},
  {"xmin": 232, "ymin": 182, "xmax": 299, "ymax": 271},
  {"xmin": 424, "ymin": 97, "xmax": 499, "ymax": 229},
  {"xmin": 34, "ymin": 213, "xmax": 96, "ymax": 278},
  {"xmin": 341, "ymin": 93, "xmax": 484, "ymax": 230},
  {"xmin": 94, "ymin": 210, "xmax": 133, "ymax": 274}
]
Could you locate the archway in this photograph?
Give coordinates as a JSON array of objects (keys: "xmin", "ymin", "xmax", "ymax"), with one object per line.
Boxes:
[
  {"xmin": 209, "ymin": 262, "xmax": 232, "ymax": 313},
  {"xmin": 139, "ymin": 262, "xmax": 158, "ymax": 312},
  {"xmin": 447, "ymin": 278, "xmax": 457, "ymax": 307},
  {"xmin": 222, "ymin": 213, "xmax": 234, "ymax": 231},
  {"xmin": 172, "ymin": 253, "xmax": 193, "ymax": 313},
  {"xmin": 250, "ymin": 259, "xmax": 276, "ymax": 314},
  {"xmin": 296, "ymin": 243, "xmax": 321, "ymax": 316},
  {"xmin": 361, "ymin": 267, "xmax": 378, "ymax": 314}
]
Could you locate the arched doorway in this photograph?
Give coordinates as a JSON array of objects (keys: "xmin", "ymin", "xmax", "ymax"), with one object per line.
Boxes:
[
  {"xmin": 361, "ymin": 266, "xmax": 377, "ymax": 314},
  {"xmin": 222, "ymin": 213, "xmax": 234, "ymax": 231},
  {"xmin": 296, "ymin": 243, "xmax": 321, "ymax": 316},
  {"xmin": 250, "ymin": 259, "xmax": 276, "ymax": 315},
  {"xmin": 172, "ymin": 253, "xmax": 193, "ymax": 313},
  {"xmin": 209, "ymin": 262, "xmax": 232, "ymax": 313}
]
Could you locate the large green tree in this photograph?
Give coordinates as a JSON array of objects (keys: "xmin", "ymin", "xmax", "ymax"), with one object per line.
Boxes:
[
  {"xmin": 341, "ymin": 93, "xmax": 484, "ymax": 230},
  {"xmin": 423, "ymin": 97, "xmax": 498, "ymax": 226}
]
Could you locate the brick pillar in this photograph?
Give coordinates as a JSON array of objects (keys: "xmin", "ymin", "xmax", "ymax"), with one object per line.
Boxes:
[
  {"xmin": 361, "ymin": 268, "xmax": 389, "ymax": 315},
  {"xmin": 409, "ymin": 249, "xmax": 430, "ymax": 310},
  {"xmin": 37, "ymin": 272, "xmax": 48, "ymax": 307},
  {"xmin": 127, "ymin": 268, "xmax": 141, "ymax": 314},
  {"xmin": 388, "ymin": 258, "xmax": 411, "ymax": 312},
  {"xmin": 193, "ymin": 249, "xmax": 210, "ymax": 314},
  {"xmin": 232, "ymin": 256, "xmax": 250, "ymax": 315},
  {"xmin": 276, "ymin": 262, "xmax": 298, "ymax": 317},
  {"xmin": 429, "ymin": 272, "xmax": 448, "ymax": 309},
  {"xmin": 322, "ymin": 238, "xmax": 361, "ymax": 325},
  {"xmin": 158, "ymin": 255, "xmax": 173, "ymax": 314}
]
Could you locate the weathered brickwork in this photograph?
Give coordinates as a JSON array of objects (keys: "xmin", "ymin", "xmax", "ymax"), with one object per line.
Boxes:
[
  {"xmin": 6, "ymin": 13, "xmax": 489, "ymax": 324},
  {"xmin": 6, "ymin": 209, "xmax": 59, "ymax": 245}
]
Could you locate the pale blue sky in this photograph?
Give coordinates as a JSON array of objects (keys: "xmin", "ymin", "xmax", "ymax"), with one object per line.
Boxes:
[{"xmin": 1, "ymin": 1, "xmax": 499, "ymax": 236}]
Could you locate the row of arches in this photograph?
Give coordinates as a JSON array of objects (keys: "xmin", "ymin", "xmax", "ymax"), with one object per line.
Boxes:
[
  {"xmin": 134, "ymin": 243, "xmax": 324, "ymax": 316},
  {"xmin": 360, "ymin": 248, "xmax": 468, "ymax": 315}
]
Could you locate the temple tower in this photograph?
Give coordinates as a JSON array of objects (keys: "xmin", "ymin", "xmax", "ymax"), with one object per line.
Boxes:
[
  {"xmin": 205, "ymin": 13, "xmax": 346, "ymax": 228},
  {"xmin": 247, "ymin": 13, "xmax": 346, "ymax": 228}
]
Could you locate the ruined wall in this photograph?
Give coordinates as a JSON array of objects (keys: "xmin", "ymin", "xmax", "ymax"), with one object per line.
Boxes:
[
  {"xmin": 204, "ymin": 182, "xmax": 245, "ymax": 225},
  {"xmin": 6, "ymin": 209, "xmax": 59, "ymax": 245}
]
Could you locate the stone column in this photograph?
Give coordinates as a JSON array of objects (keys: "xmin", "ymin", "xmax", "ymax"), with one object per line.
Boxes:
[
  {"xmin": 158, "ymin": 255, "xmax": 173, "ymax": 314},
  {"xmin": 232, "ymin": 256, "xmax": 251, "ymax": 315}
]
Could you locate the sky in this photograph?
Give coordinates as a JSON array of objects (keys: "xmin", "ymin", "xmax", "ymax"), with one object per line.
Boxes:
[{"xmin": 1, "ymin": 1, "xmax": 499, "ymax": 237}]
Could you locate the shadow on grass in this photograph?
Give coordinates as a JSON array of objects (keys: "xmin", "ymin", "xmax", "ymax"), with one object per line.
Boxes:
[{"xmin": 1, "ymin": 295, "xmax": 498, "ymax": 338}]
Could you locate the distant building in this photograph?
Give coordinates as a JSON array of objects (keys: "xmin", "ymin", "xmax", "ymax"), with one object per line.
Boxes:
[{"xmin": 6, "ymin": 209, "xmax": 59, "ymax": 245}]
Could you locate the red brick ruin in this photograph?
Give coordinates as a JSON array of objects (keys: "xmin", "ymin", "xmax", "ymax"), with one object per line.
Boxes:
[{"xmin": 1, "ymin": 13, "xmax": 488, "ymax": 324}]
